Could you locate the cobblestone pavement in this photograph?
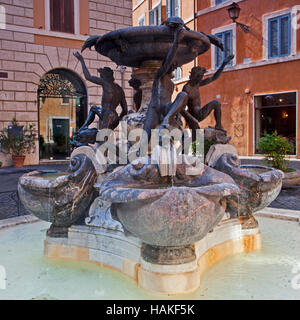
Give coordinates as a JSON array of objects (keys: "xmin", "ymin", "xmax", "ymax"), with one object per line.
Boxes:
[
  {"xmin": 0, "ymin": 159, "xmax": 299, "ymax": 221},
  {"xmin": 0, "ymin": 191, "xmax": 28, "ymax": 220},
  {"xmin": 268, "ymin": 187, "xmax": 300, "ymax": 211}
]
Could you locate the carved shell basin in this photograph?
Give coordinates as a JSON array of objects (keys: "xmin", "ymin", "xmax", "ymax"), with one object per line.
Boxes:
[
  {"xmin": 94, "ymin": 26, "xmax": 211, "ymax": 68},
  {"xmin": 18, "ymin": 154, "xmax": 97, "ymax": 227},
  {"xmin": 239, "ymin": 165, "xmax": 283, "ymax": 213},
  {"xmin": 213, "ymin": 154, "xmax": 284, "ymax": 216},
  {"xmin": 99, "ymin": 157, "xmax": 240, "ymax": 247}
]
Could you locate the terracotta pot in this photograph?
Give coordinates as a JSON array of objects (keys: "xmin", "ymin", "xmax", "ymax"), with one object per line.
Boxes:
[{"xmin": 12, "ymin": 155, "xmax": 25, "ymax": 168}]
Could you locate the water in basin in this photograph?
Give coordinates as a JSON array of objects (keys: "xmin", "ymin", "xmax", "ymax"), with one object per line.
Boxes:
[
  {"xmin": 34, "ymin": 172, "xmax": 70, "ymax": 181},
  {"xmin": 0, "ymin": 217, "xmax": 299, "ymax": 300},
  {"xmin": 240, "ymin": 166, "xmax": 273, "ymax": 175}
]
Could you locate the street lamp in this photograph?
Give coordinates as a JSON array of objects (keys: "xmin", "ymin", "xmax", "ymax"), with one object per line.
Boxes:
[{"xmin": 227, "ymin": 2, "xmax": 250, "ymax": 33}]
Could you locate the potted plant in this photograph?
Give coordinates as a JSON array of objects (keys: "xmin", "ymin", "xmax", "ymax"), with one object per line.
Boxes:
[
  {"xmin": 0, "ymin": 118, "xmax": 37, "ymax": 168},
  {"xmin": 258, "ymin": 131, "xmax": 300, "ymax": 187}
]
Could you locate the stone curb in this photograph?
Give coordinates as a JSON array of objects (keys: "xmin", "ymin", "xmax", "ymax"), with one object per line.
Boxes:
[
  {"xmin": 0, "ymin": 215, "xmax": 40, "ymax": 230},
  {"xmin": 255, "ymin": 207, "xmax": 300, "ymax": 224}
]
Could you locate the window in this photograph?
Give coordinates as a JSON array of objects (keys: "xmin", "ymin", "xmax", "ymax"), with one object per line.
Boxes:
[
  {"xmin": 254, "ymin": 92, "xmax": 296, "ymax": 155},
  {"xmin": 268, "ymin": 14, "xmax": 291, "ymax": 59},
  {"xmin": 50, "ymin": 0, "xmax": 74, "ymax": 34},
  {"xmin": 149, "ymin": 3, "xmax": 161, "ymax": 25},
  {"xmin": 167, "ymin": 0, "xmax": 180, "ymax": 17},
  {"xmin": 61, "ymin": 97, "xmax": 70, "ymax": 105},
  {"xmin": 211, "ymin": 0, "xmax": 230, "ymax": 6},
  {"xmin": 263, "ymin": 7, "xmax": 297, "ymax": 61},
  {"xmin": 172, "ymin": 67, "xmax": 182, "ymax": 81},
  {"xmin": 138, "ymin": 15, "xmax": 145, "ymax": 26},
  {"xmin": 215, "ymin": 0, "xmax": 229, "ymax": 5},
  {"xmin": 215, "ymin": 30, "xmax": 233, "ymax": 69}
]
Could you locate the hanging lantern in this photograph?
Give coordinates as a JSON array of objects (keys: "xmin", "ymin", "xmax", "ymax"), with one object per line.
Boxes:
[{"xmin": 227, "ymin": 2, "xmax": 241, "ymax": 22}]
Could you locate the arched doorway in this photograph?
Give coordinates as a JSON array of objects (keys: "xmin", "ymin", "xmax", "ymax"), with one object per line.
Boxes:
[{"xmin": 38, "ymin": 68, "xmax": 87, "ymax": 160}]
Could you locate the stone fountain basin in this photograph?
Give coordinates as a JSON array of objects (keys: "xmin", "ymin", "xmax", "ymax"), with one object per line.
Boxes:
[
  {"xmin": 94, "ymin": 26, "xmax": 211, "ymax": 68},
  {"xmin": 18, "ymin": 170, "xmax": 72, "ymax": 223},
  {"xmin": 213, "ymin": 154, "xmax": 284, "ymax": 217},
  {"xmin": 18, "ymin": 154, "xmax": 97, "ymax": 228},
  {"xmin": 109, "ymin": 184, "xmax": 239, "ymax": 247},
  {"xmin": 99, "ymin": 159, "xmax": 240, "ymax": 247},
  {"xmin": 239, "ymin": 165, "xmax": 283, "ymax": 212}
]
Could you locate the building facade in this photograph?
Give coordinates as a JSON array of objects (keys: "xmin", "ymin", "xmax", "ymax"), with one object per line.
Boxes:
[
  {"xmin": 0, "ymin": 0, "xmax": 133, "ymax": 166},
  {"xmin": 132, "ymin": 0, "xmax": 300, "ymax": 158}
]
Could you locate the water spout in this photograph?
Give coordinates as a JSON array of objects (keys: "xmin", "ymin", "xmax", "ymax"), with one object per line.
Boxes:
[{"xmin": 152, "ymin": 143, "xmax": 177, "ymax": 177}]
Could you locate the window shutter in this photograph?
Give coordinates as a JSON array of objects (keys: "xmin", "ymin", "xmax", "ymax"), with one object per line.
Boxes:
[
  {"xmin": 64, "ymin": 0, "xmax": 74, "ymax": 34},
  {"xmin": 174, "ymin": 0, "xmax": 180, "ymax": 17},
  {"xmin": 215, "ymin": 47, "xmax": 221, "ymax": 68},
  {"xmin": 269, "ymin": 18, "xmax": 278, "ymax": 58},
  {"xmin": 50, "ymin": 0, "xmax": 61, "ymax": 32},
  {"xmin": 158, "ymin": 3, "xmax": 162, "ymax": 24},
  {"xmin": 214, "ymin": 31, "xmax": 233, "ymax": 68},
  {"xmin": 280, "ymin": 15, "xmax": 290, "ymax": 56},
  {"xmin": 50, "ymin": 0, "xmax": 74, "ymax": 33},
  {"xmin": 224, "ymin": 31, "xmax": 231, "ymax": 53},
  {"xmin": 215, "ymin": 32, "xmax": 223, "ymax": 68},
  {"xmin": 224, "ymin": 30, "xmax": 233, "ymax": 66},
  {"xmin": 149, "ymin": 9, "xmax": 154, "ymax": 25},
  {"xmin": 167, "ymin": 0, "xmax": 171, "ymax": 18}
]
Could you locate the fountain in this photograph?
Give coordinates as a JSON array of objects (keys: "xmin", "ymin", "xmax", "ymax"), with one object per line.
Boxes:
[{"xmin": 18, "ymin": 18, "xmax": 283, "ymax": 295}]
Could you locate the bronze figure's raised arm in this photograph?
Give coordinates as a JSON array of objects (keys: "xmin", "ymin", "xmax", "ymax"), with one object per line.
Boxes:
[
  {"xmin": 141, "ymin": 17, "xmax": 230, "ymax": 144},
  {"xmin": 72, "ymin": 51, "xmax": 128, "ymax": 146},
  {"xmin": 181, "ymin": 54, "xmax": 234, "ymax": 137}
]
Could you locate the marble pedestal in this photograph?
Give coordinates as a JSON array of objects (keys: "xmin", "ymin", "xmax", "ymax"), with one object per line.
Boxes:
[{"xmin": 44, "ymin": 217, "xmax": 261, "ymax": 295}]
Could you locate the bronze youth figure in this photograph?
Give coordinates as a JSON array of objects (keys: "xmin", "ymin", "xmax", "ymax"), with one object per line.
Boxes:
[{"xmin": 73, "ymin": 51, "xmax": 128, "ymax": 132}]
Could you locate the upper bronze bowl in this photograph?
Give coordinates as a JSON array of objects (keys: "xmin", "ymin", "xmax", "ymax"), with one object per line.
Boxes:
[
  {"xmin": 99, "ymin": 156, "xmax": 240, "ymax": 247},
  {"xmin": 93, "ymin": 26, "xmax": 211, "ymax": 68}
]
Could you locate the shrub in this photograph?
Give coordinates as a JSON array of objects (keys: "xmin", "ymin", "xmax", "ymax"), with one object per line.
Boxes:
[
  {"xmin": 258, "ymin": 131, "xmax": 293, "ymax": 172},
  {"xmin": 0, "ymin": 118, "xmax": 37, "ymax": 156},
  {"xmin": 192, "ymin": 139, "xmax": 217, "ymax": 158}
]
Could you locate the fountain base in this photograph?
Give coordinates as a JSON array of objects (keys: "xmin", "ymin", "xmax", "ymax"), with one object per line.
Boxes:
[
  {"xmin": 141, "ymin": 244, "xmax": 196, "ymax": 265},
  {"xmin": 44, "ymin": 217, "xmax": 261, "ymax": 295}
]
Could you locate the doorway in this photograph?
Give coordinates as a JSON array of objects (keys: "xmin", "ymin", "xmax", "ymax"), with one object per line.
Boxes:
[
  {"xmin": 38, "ymin": 69, "xmax": 87, "ymax": 160},
  {"xmin": 52, "ymin": 118, "xmax": 69, "ymax": 158}
]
